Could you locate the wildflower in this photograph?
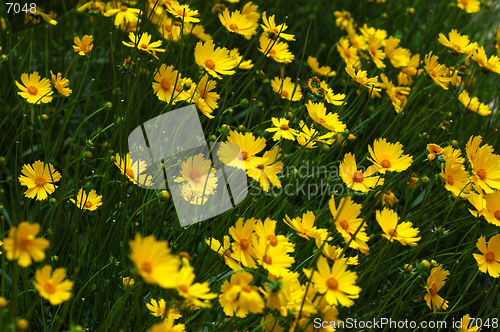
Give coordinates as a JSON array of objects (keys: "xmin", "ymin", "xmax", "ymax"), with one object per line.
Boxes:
[
  {"xmin": 470, "ymin": 147, "xmax": 500, "ymax": 193},
  {"xmin": 441, "ymin": 161, "xmax": 470, "ymax": 197},
  {"xmin": 466, "ymin": 135, "xmax": 493, "ymax": 167},
  {"xmin": 254, "ymin": 218, "xmax": 294, "ymax": 252},
  {"xmin": 379, "ymin": 189, "xmax": 398, "ymax": 207},
  {"xmin": 252, "ymin": 236, "xmax": 294, "ymax": 277},
  {"xmin": 424, "ymin": 265, "xmax": 449, "ymax": 312},
  {"xmin": 70, "ymin": 188, "xmax": 103, "ymax": 211},
  {"xmin": 223, "ymin": 131, "xmax": 266, "ymax": 170},
  {"xmin": 219, "ymin": 271, "xmax": 264, "ymax": 317},
  {"xmin": 284, "ymin": 211, "xmax": 328, "ymax": 241},
  {"xmin": 194, "ymin": 39, "xmax": 236, "ymax": 79},
  {"xmin": 3, "ymin": 222, "xmax": 49, "ymax": 267},
  {"xmin": 258, "ymin": 35, "xmax": 294, "ymax": 63},
  {"xmin": 367, "ymin": 35, "xmax": 386, "ymax": 68},
  {"xmin": 424, "ymin": 51, "xmax": 452, "ymax": 90},
  {"xmin": 473, "ymin": 234, "xmax": 500, "ymax": 278},
  {"xmin": 458, "ymin": 90, "xmax": 491, "ymax": 116},
  {"xmin": 122, "ymin": 32, "xmax": 165, "ymax": 60},
  {"xmin": 316, "ymin": 240, "xmax": 358, "ymax": 265},
  {"xmin": 176, "ymin": 259, "xmax": 217, "ymax": 308},
  {"xmin": 152, "ymin": 64, "xmax": 180, "ymax": 103},
  {"xmin": 114, "ymin": 153, "xmax": 152, "ymax": 186},
  {"xmin": 334, "ymin": 11, "xmax": 352, "ymax": 30},
  {"xmin": 376, "ymin": 208, "xmax": 420, "ymax": 246},
  {"xmin": 384, "ymin": 36, "xmax": 411, "ymax": 68},
  {"xmin": 261, "ymin": 11, "xmax": 295, "ymax": 41},
  {"xmin": 345, "ymin": 64, "xmax": 380, "ymax": 90},
  {"xmin": 18, "ymin": 160, "xmax": 61, "ymax": 200},
  {"xmin": 441, "ymin": 145, "xmax": 465, "ymax": 165},
  {"xmin": 240, "ymin": 1, "xmax": 260, "ymax": 40},
  {"xmin": 427, "ymin": 143, "xmax": 443, "ymax": 161},
  {"xmin": 337, "ymin": 37, "xmax": 359, "ymax": 66},
  {"xmin": 319, "ymin": 81, "xmax": 346, "ymax": 106},
  {"xmin": 104, "ymin": 5, "xmax": 141, "ymax": 27},
  {"xmin": 129, "ymin": 234, "xmax": 180, "ymax": 288},
  {"xmin": 230, "ymin": 48, "xmax": 253, "ymax": 70},
  {"xmin": 408, "ymin": 173, "xmax": 419, "ymax": 189},
  {"xmin": 306, "ymin": 101, "xmax": 346, "ymax": 133},
  {"xmin": 15, "ymin": 72, "xmax": 53, "ymax": 104},
  {"xmin": 483, "ymin": 191, "xmax": 500, "ymax": 226},
  {"xmin": 402, "ymin": 53, "xmax": 421, "ymax": 77},
  {"xmin": 368, "ymin": 138, "xmax": 413, "ymax": 173},
  {"xmin": 229, "ymin": 218, "xmax": 257, "ymax": 268},
  {"xmin": 33, "ymin": 265, "xmax": 73, "ymax": 305},
  {"xmin": 174, "ymin": 153, "xmax": 218, "ymax": 196},
  {"xmin": 266, "ymin": 117, "xmax": 297, "ymax": 141},
  {"xmin": 148, "ymin": 316, "xmax": 185, "ymax": 332},
  {"xmin": 77, "ymin": 1, "xmax": 106, "ymax": 13},
  {"xmin": 146, "ymin": 298, "xmax": 167, "ymax": 318},
  {"xmin": 457, "ymin": 0, "xmax": 480, "ymax": 13},
  {"xmin": 304, "ymin": 256, "xmax": 361, "ymax": 307},
  {"xmin": 296, "ymin": 120, "xmax": 335, "ymax": 149},
  {"xmin": 219, "ymin": 9, "xmax": 255, "ymax": 36},
  {"xmin": 438, "ymin": 29, "xmax": 478, "ymax": 55},
  {"xmin": 50, "ymin": 71, "xmax": 72, "ymax": 96},
  {"xmin": 271, "ymin": 77, "xmax": 302, "ymax": 101},
  {"xmin": 340, "ymin": 153, "xmax": 384, "ymax": 192},
  {"xmin": 73, "ymin": 35, "xmax": 94, "ymax": 56},
  {"xmin": 167, "ymin": 1, "xmax": 200, "ymax": 23},
  {"xmin": 122, "ymin": 277, "xmax": 135, "ymax": 287},
  {"xmin": 246, "ymin": 146, "xmax": 283, "ymax": 192},
  {"xmin": 27, "ymin": 7, "xmax": 57, "ymax": 25},
  {"xmin": 183, "ymin": 23, "xmax": 211, "ymax": 41},
  {"xmin": 471, "ymin": 46, "xmax": 500, "ymax": 74},
  {"xmin": 458, "ymin": 314, "xmax": 481, "ymax": 332},
  {"xmin": 206, "ymin": 236, "xmax": 242, "ymax": 271},
  {"xmin": 193, "ymin": 74, "xmax": 220, "ymax": 119}
]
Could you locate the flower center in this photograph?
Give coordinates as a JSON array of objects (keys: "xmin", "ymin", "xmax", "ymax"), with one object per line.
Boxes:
[
  {"xmin": 353, "ymin": 171, "xmax": 364, "ymax": 183},
  {"xmin": 44, "ymin": 280, "xmax": 57, "ymax": 294},
  {"xmin": 34, "ymin": 176, "xmax": 47, "ymax": 186},
  {"xmin": 26, "ymin": 85, "xmax": 38, "ymax": 95},
  {"xmin": 369, "ymin": 45, "xmax": 377, "ymax": 56},
  {"xmin": 126, "ymin": 168, "xmax": 135, "ymax": 179},
  {"xmin": 477, "ymin": 169, "xmax": 487, "ymax": 180},
  {"xmin": 485, "ymin": 252, "xmax": 495, "ymax": 263},
  {"xmin": 140, "ymin": 44, "xmax": 148, "ymax": 50},
  {"xmin": 84, "ymin": 201, "xmax": 93, "ymax": 209},
  {"xmin": 17, "ymin": 236, "xmax": 32, "ymax": 250},
  {"xmin": 268, "ymin": 234, "xmax": 278, "ymax": 246},
  {"xmin": 204, "ymin": 59, "xmax": 216, "ymax": 70},
  {"xmin": 189, "ymin": 169, "xmax": 202, "ymax": 181},
  {"xmin": 161, "ymin": 78, "xmax": 171, "ymax": 91},
  {"xmin": 460, "ymin": 0, "xmax": 468, "ymax": 5},
  {"xmin": 339, "ymin": 220, "xmax": 349, "ymax": 231},
  {"xmin": 239, "ymin": 239, "xmax": 250, "ymax": 250},
  {"xmin": 256, "ymin": 164, "xmax": 265, "ymax": 170},
  {"xmin": 264, "ymin": 255, "xmax": 273, "ymax": 265},
  {"xmin": 121, "ymin": 5, "xmax": 128, "ymax": 11},
  {"xmin": 319, "ymin": 118, "xmax": 326, "ymax": 124},
  {"xmin": 241, "ymin": 151, "xmax": 249, "ymax": 161},
  {"xmin": 224, "ymin": 250, "xmax": 232, "ymax": 258},
  {"xmin": 326, "ymin": 277, "xmax": 338, "ymax": 290},
  {"xmin": 380, "ymin": 159, "xmax": 391, "ymax": 168},
  {"xmin": 141, "ymin": 262, "xmax": 152, "ymax": 274},
  {"xmin": 175, "ymin": 85, "xmax": 183, "ymax": 92},
  {"xmin": 178, "ymin": 284, "xmax": 189, "ymax": 293},
  {"xmin": 344, "ymin": 49, "xmax": 351, "ymax": 57},
  {"xmin": 428, "ymin": 283, "xmax": 437, "ymax": 295},
  {"xmin": 447, "ymin": 175, "xmax": 454, "ymax": 185},
  {"xmin": 229, "ymin": 23, "xmax": 238, "ymax": 31},
  {"xmin": 387, "ymin": 229, "xmax": 398, "ymax": 238},
  {"xmin": 242, "ymin": 285, "xmax": 252, "ymax": 293},
  {"xmin": 268, "ymin": 49, "xmax": 276, "ymax": 56},
  {"xmin": 281, "ymin": 90, "xmax": 289, "ymax": 98},
  {"xmin": 280, "ymin": 124, "xmax": 289, "ymax": 130},
  {"xmin": 495, "ymin": 210, "xmax": 500, "ymax": 221}
]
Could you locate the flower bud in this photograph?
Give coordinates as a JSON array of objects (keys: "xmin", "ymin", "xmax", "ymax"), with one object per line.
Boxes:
[{"xmin": 159, "ymin": 190, "xmax": 170, "ymax": 201}]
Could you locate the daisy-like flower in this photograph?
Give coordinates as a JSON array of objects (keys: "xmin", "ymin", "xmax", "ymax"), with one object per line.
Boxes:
[
  {"xmin": 152, "ymin": 64, "xmax": 180, "ymax": 103},
  {"xmin": 470, "ymin": 147, "xmax": 500, "ymax": 193},
  {"xmin": 340, "ymin": 153, "xmax": 384, "ymax": 192},
  {"xmin": 176, "ymin": 259, "xmax": 217, "ymax": 308},
  {"xmin": 307, "ymin": 56, "xmax": 335, "ymax": 76},
  {"xmin": 471, "ymin": 46, "xmax": 500, "ymax": 74},
  {"xmin": 219, "ymin": 271, "xmax": 264, "ymax": 317},
  {"xmin": 183, "ymin": 22, "xmax": 212, "ymax": 41},
  {"xmin": 261, "ymin": 11, "xmax": 295, "ymax": 41},
  {"xmin": 375, "ymin": 208, "xmax": 420, "ymax": 246},
  {"xmin": 146, "ymin": 299, "xmax": 177, "ymax": 319},
  {"xmin": 252, "ymin": 236, "xmax": 294, "ymax": 277},
  {"xmin": 229, "ymin": 218, "xmax": 257, "ymax": 268},
  {"xmin": 194, "ymin": 39, "xmax": 236, "ymax": 79},
  {"xmin": 367, "ymin": 35, "xmax": 386, "ymax": 68},
  {"xmin": 33, "ymin": 265, "xmax": 73, "ymax": 305},
  {"xmin": 157, "ymin": 16, "xmax": 182, "ymax": 42},
  {"xmin": 219, "ymin": 9, "xmax": 255, "ymax": 36},
  {"xmin": 316, "ymin": 239, "xmax": 358, "ymax": 265},
  {"xmin": 345, "ymin": 64, "xmax": 380, "ymax": 90},
  {"xmin": 148, "ymin": 316, "xmax": 185, "ymax": 332},
  {"xmin": 246, "ymin": 146, "xmax": 283, "ymax": 192},
  {"xmin": 122, "ymin": 32, "xmax": 165, "ymax": 60},
  {"xmin": 284, "ymin": 211, "xmax": 328, "ymax": 241},
  {"xmin": 122, "ymin": 277, "xmax": 135, "ymax": 287},
  {"xmin": 441, "ymin": 161, "xmax": 470, "ymax": 197},
  {"xmin": 457, "ymin": 314, "xmax": 481, "ymax": 332},
  {"xmin": 271, "ymin": 76, "xmax": 302, "ymax": 101},
  {"xmin": 104, "ymin": 5, "xmax": 141, "ymax": 27},
  {"xmin": 483, "ymin": 190, "xmax": 500, "ymax": 226},
  {"xmin": 337, "ymin": 37, "xmax": 359, "ymax": 67},
  {"xmin": 18, "ymin": 160, "xmax": 61, "ymax": 200},
  {"xmin": 319, "ymin": 81, "xmax": 346, "ymax": 106},
  {"xmin": 167, "ymin": 1, "xmax": 200, "ymax": 23},
  {"xmin": 50, "ymin": 71, "xmax": 72, "ymax": 97},
  {"xmin": 258, "ymin": 35, "xmax": 294, "ymax": 63},
  {"xmin": 129, "ymin": 234, "xmax": 180, "ymax": 288},
  {"xmin": 306, "ymin": 101, "xmax": 346, "ymax": 133},
  {"xmin": 441, "ymin": 145, "xmax": 465, "ymax": 165},
  {"xmin": 296, "ymin": 120, "xmax": 335, "ymax": 149},
  {"xmin": 77, "ymin": 0, "xmax": 106, "ymax": 13},
  {"xmin": 304, "ymin": 256, "xmax": 361, "ymax": 307},
  {"xmin": 368, "ymin": 138, "xmax": 413, "ymax": 173},
  {"xmin": 379, "ymin": 189, "xmax": 398, "ymax": 207},
  {"xmin": 230, "ymin": 48, "xmax": 254, "ymax": 70},
  {"xmin": 15, "ymin": 72, "xmax": 53, "ymax": 104},
  {"xmin": 329, "ymin": 195, "xmax": 370, "ymax": 253},
  {"xmin": 240, "ymin": 1, "xmax": 260, "ymax": 40},
  {"xmin": 70, "ymin": 188, "xmax": 103, "ymax": 211},
  {"xmin": 424, "ymin": 51, "xmax": 452, "ymax": 90},
  {"xmin": 174, "ymin": 153, "xmax": 218, "ymax": 196},
  {"xmin": 384, "ymin": 36, "xmax": 411, "ymax": 68},
  {"xmin": 73, "ymin": 35, "xmax": 94, "ymax": 56},
  {"xmin": 193, "ymin": 74, "xmax": 220, "ymax": 119},
  {"xmin": 458, "ymin": 90, "xmax": 491, "ymax": 116},
  {"xmin": 466, "ymin": 135, "xmax": 493, "ymax": 167},
  {"xmin": 424, "ymin": 265, "xmax": 449, "ymax": 312},
  {"xmin": 206, "ymin": 236, "xmax": 242, "ymax": 271},
  {"xmin": 427, "ymin": 143, "xmax": 443, "ymax": 161},
  {"xmin": 3, "ymin": 222, "xmax": 50, "ymax": 267},
  {"xmin": 27, "ymin": 7, "xmax": 57, "ymax": 25},
  {"xmin": 438, "ymin": 29, "xmax": 478, "ymax": 55},
  {"xmin": 265, "ymin": 117, "xmax": 297, "ymax": 141},
  {"xmin": 114, "ymin": 153, "xmax": 152, "ymax": 186},
  {"xmin": 222, "ymin": 130, "xmax": 266, "ymax": 170},
  {"xmin": 254, "ymin": 218, "xmax": 294, "ymax": 252},
  {"xmin": 473, "ymin": 234, "xmax": 500, "ymax": 278},
  {"xmin": 457, "ymin": 0, "xmax": 480, "ymax": 13}
]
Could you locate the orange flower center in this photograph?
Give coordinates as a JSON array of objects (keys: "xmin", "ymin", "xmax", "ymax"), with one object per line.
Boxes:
[
  {"xmin": 369, "ymin": 46, "xmax": 377, "ymax": 56},
  {"xmin": 189, "ymin": 169, "xmax": 202, "ymax": 182},
  {"xmin": 447, "ymin": 175, "xmax": 454, "ymax": 185},
  {"xmin": 429, "ymin": 69, "xmax": 437, "ymax": 77},
  {"xmin": 339, "ymin": 220, "xmax": 349, "ymax": 231},
  {"xmin": 280, "ymin": 124, "xmax": 289, "ymax": 130},
  {"xmin": 177, "ymin": 9, "xmax": 185, "ymax": 16},
  {"xmin": 495, "ymin": 210, "xmax": 500, "ymax": 221},
  {"xmin": 385, "ymin": 189, "xmax": 392, "ymax": 195},
  {"xmin": 428, "ymin": 283, "xmax": 437, "ymax": 295},
  {"xmin": 121, "ymin": 5, "xmax": 128, "ymax": 11},
  {"xmin": 268, "ymin": 234, "xmax": 279, "ymax": 246},
  {"xmin": 27, "ymin": 86, "xmax": 38, "ymax": 95},
  {"xmin": 44, "ymin": 280, "xmax": 57, "ymax": 294},
  {"xmin": 353, "ymin": 171, "xmax": 364, "ymax": 183},
  {"xmin": 241, "ymin": 151, "xmax": 249, "ymax": 161},
  {"xmin": 81, "ymin": 44, "xmax": 90, "ymax": 53},
  {"xmin": 126, "ymin": 168, "xmax": 135, "ymax": 179},
  {"xmin": 268, "ymin": 49, "xmax": 276, "ymax": 56},
  {"xmin": 224, "ymin": 250, "xmax": 232, "ymax": 258},
  {"xmin": 35, "ymin": 176, "xmax": 47, "ymax": 186},
  {"xmin": 256, "ymin": 164, "xmax": 265, "ymax": 170},
  {"xmin": 175, "ymin": 85, "xmax": 183, "ymax": 92},
  {"xmin": 240, "ymin": 239, "xmax": 250, "ymax": 250},
  {"xmin": 477, "ymin": 169, "xmax": 487, "ymax": 180},
  {"xmin": 84, "ymin": 201, "xmax": 93, "ymax": 209},
  {"xmin": 460, "ymin": 0, "xmax": 468, "ymax": 5},
  {"xmin": 344, "ymin": 49, "xmax": 351, "ymax": 57},
  {"xmin": 319, "ymin": 118, "xmax": 326, "ymax": 124},
  {"xmin": 140, "ymin": 44, "xmax": 148, "ymax": 50},
  {"xmin": 380, "ymin": 159, "xmax": 391, "ymax": 168},
  {"xmin": 141, "ymin": 262, "xmax": 152, "ymax": 273},
  {"xmin": 281, "ymin": 90, "xmax": 289, "ymax": 98},
  {"xmin": 161, "ymin": 78, "xmax": 171, "ymax": 91},
  {"xmin": 17, "ymin": 237, "xmax": 32, "ymax": 250},
  {"xmin": 204, "ymin": 59, "xmax": 216, "ymax": 70},
  {"xmin": 326, "ymin": 277, "xmax": 339, "ymax": 290},
  {"xmin": 229, "ymin": 23, "xmax": 238, "ymax": 31},
  {"xmin": 387, "ymin": 229, "xmax": 398, "ymax": 238},
  {"xmin": 264, "ymin": 255, "xmax": 273, "ymax": 265},
  {"xmin": 178, "ymin": 284, "xmax": 189, "ymax": 293},
  {"xmin": 485, "ymin": 251, "xmax": 495, "ymax": 263},
  {"xmin": 242, "ymin": 285, "xmax": 252, "ymax": 293}
]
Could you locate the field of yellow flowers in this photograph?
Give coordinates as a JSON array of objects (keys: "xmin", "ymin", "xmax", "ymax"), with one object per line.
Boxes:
[{"xmin": 1, "ymin": 0, "xmax": 500, "ymax": 331}]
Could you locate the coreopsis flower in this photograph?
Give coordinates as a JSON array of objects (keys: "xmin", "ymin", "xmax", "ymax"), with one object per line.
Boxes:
[
  {"xmin": 194, "ymin": 39, "xmax": 236, "ymax": 79},
  {"xmin": 376, "ymin": 208, "xmax": 420, "ymax": 246},
  {"xmin": 380, "ymin": 74, "xmax": 411, "ymax": 113},
  {"xmin": 254, "ymin": 218, "xmax": 294, "ymax": 252},
  {"xmin": 458, "ymin": 90, "xmax": 491, "ymax": 116},
  {"xmin": 470, "ymin": 147, "xmax": 500, "ymax": 193},
  {"xmin": 176, "ymin": 259, "xmax": 217, "ymax": 308},
  {"xmin": 284, "ymin": 211, "xmax": 328, "ymax": 241},
  {"xmin": 401, "ymin": 53, "xmax": 421, "ymax": 77},
  {"xmin": 427, "ymin": 143, "xmax": 443, "ymax": 161},
  {"xmin": 50, "ymin": 71, "xmax": 72, "ymax": 96},
  {"xmin": 122, "ymin": 276, "xmax": 135, "ymax": 287},
  {"xmin": 157, "ymin": 17, "xmax": 182, "ymax": 42},
  {"xmin": 246, "ymin": 146, "xmax": 283, "ymax": 192},
  {"xmin": 3, "ymin": 222, "xmax": 49, "ymax": 267},
  {"xmin": 337, "ymin": 37, "xmax": 359, "ymax": 66},
  {"xmin": 345, "ymin": 64, "xmax": 380, "ymax": 90},
  {"xmin": 148, "ymin": 316, "xmax": 185, "ymax": 332},
  {"xmin": 457, "ymin": 314, "xmax": 481, "ymax": 332},
  {"xmin": 438, "ymin": 29, "xmax": 478, "ymax": 55},
  {"xmin": 223, "ymin": 130, "xmax": 266, "ymax": 170},
  {"xmin": 471, "ymin": 46, "xmax": 500, "ymax": 74},
  {"xmin": 384, "ymin": 36, "xmax": 411, "ymax": 68},
  {"xmin": 258, "ymin": 35, "xmax": 294, "ymax": 64},
  {"xmin": 70, "ymin": 188, "xmax": 103, "ymax": 211},
  {"xmin": 368, "ymin": 138, "xmax": 413, "ymax": 173},
  {"xmin": 104, "ymin": 5, "xmax": 141, "ymax": 27},
  {"xmin": 122, "ymin": 32, "xmax": 165, "ymax": 60},
  {"xmin": 271, "ymin": 76, "xmax": 302, "ymax": 101},
  {"xmin": 266, "ymin": 117, "xmax": 297, "ymax": 141},
  {"xmin": 333, "ymin": 10, "xmax": 352, "ymax": 30},
  {"xmin": 367, "ymin": 35, "xmax": 386, "ymax": 68},
  {"xmin": 229, "ymin": 218, "xmax": 257, "ymax": 268},
  {"xmin": 441, "ymin": 161, "xmax": 470, "ymax": 197},
  {"xmin": 146, "ymin": 299, "xmax": 173, "ymax": 318},
  {"xmin": 467, "ymin": 182, "xmax": 486, "ymax": 217},
  {"xmin": 206, "ymin": 236, "xmax": 242, "ymax": 271},
  {"xmin": 240, "ymin": 1, "xmax": 260, "ymax": 39},
  {"xmin": 307, "ymin": 56, "xmax": 335, "ymax": 76},
  {"xmin": 114, "ymin": 153, "xmax": 152, "ymax": 186},
  {"xmin": 77, "ymin": 1, "xmax": 106, "ymax": 13},
  {"xmin": 18, "ymin": 160, "xmax": 61, "ymax": 200},
  {"xmin": 174, "ymin": 153, "xmax": 218, "ymax": 196},
  {"xmin": 219, "ymin": 9, "xmax": 255, "ymax": 36},
  {"xmin": 129, "ymin": 234, "xmax": 180, "ymax": 288},
  {"xmin": 379, "ymin": 189, "xmax": 398, "ymax": 207},
  {"xmin": 408, "ymin": 173, "xmax": 419, "ymax": 189},
  {"xmin": 219, "ymin": 271, "xmax": 264, "ymax": 317},
  {"xmin": 252, "ymin": 236, "xmax": 294, "ymax": 277},
  {"xmin": 73, "ymin": 35, "xmax": 94, "ymax": 56},
  {"xmin": 261, "ymin": 11, "xmax": 295, "ymax": 41},
  {"xmin": 340, "ymin": 153, "xmax": 384, "ymax": 192},
  {"xmin": 193, "ymin": 74, "xmax": 220, "ymax": 119},
  {"xmin": 457, "ymin": 0, "xmax": 480, "ymax": 13},
  {"xmin": 306, "ymin": 101, "xmax": 346, "ymax": 133},
  {"xmin": 152, "ymin": 64, "xmax": 180, "ymax": 103},
  {"xmin": 441, "ymin": 145, "xmax": 465, "ymax": 165},
  {"xmin": 230, "ymin": 48, "xmax": 253, "ymax": 69},
  {"xmin": 316, "ymin": 240, "xmax": 358, "ymax": 265},
  {"xmin": 15, "ymin": 72, "xmax": 53, "ymax": 104},
  {"xmin": 319, "ymin": 81, "xmax": 346, "ymax": 106},
  {"xmin": 473, "ymin": 234, "xmax": 500, "ymax": 278},
  {"xmin": 303, "ymin": 256, "xmax": 361, "ymax": 307},
  {"xmin": 296, "ymin": 120, "xmax": 335, "ymax": 149},
  {"xmin": 26, "ymin": 7, "xmax": 57, "ymax": 25},
  {"xmin": 483, "ymin": 190, "xmax": 500, "ymax": 226},
  {"xmin": 424, "ymin": 51, "xmax": 452, "ymax": 90},
  {"xmin": 167, "ymin": 1, "xmax": 200, "ymax": 23},
  {"xmin": 329, "ymin": 195, "xmax": 370, "ymax": 253},
  {"xmin": 33, "ymin": 265, "xmax": 73, "ymax": 305},
  {"xmin": 424, "ymin": 265, "xmax": 449, "ymax": 312},
  {"xmin": 183, "ymin": 23, "xmax": 211, "ymax": 41},
  {"xmin": 466, "ymin": 135, "xmax": 493, "ymax": 167}
]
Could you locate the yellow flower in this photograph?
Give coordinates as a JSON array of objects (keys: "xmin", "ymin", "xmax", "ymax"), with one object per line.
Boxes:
[
  {"xmin": 240, "ymin": 1, "xmax": 260, "ymax": 40},
  {"xmin": 223, "ymin": 130, "xmax": 266, "ymax": 170},
  {"xmin": 384, "ymin": 36, "xmax": 411, "ymax": 68},
  {"xmin": 229, "ymin": 218, "xmax": 257, "ymax": 268},
  {"xmin": 167, "ymin": 1, "xmax": 200, "ymax": 23},
  {"xmin": 284, "ymin": 211, "xmax": 328, "ymax": 241},
  {"xmin": 337, "ymin": 37, "xmax": 359, "ymax": 66},
  {"xmin": 496, "ymin": 25, "xmax": 500, "ymax": 55},
  {"xmin": 158, "ymin": 17, "xmax": 182, "ymax": 42},
  {"xmin": 424, "ymin": 265, "xmax": 449, "ymax": 312},
  {"xmin": 316, "ymin": 239, "xmax": 358, "ymax": 265},
  {"xmin": 368, "ymin": 138, "xmax": 413, "ymax": 173},
  {"xmin": 174, "ymin": 153, "xmax": 218, "ymax": 196},
  {"xmin": 319, "ymin": 81, "xmax": 346, "ymax": 106},
  {"xmin": 334, "ymin": 10, "xmax": 352, "ymax": 30},
  {"xmin": 230, "ymin": 48, "xmax": 254, "ymax": 70},
  {"xmin": 77, "ymin": 1, "xmax": 106, "ymax": 13},
  {"xmin": 376, "ymin": 208, "xmax": 420, "ymax": 246},
  {"xmin": 15, "ymin": 72, "xmax": 53, "ymax": 104},
  {"xmin": 152, "ymin": 64, "xmax": 180, "ymax": 103},
  {"xmin": 122, "ymin": 276, "xmax": 135, "ymax": 287},
  {"xmin": 367, "ymin": 35, "xmax": 386, "ymax": 68},
  {"xmin": 3, "ymin": 222, "xmax": 50, "ymax": 267},
  {"xmin": 104, "ymin": 5, "xmax": 141, "ymax": 27},
  {"xmin": 473, "ymin": 234, "xmax": 500, "ymax": 278},
  {"xmin": 441, "ymin": 161, "xmax": 470, "ymax": 197},
  {"xmin": 471, "ymin": 46, "xmax": 500, "ymax": 74},
  {"xmin": 482, "ymin": 190, "xmax": 500, "ymax": 226},
  {"xmin": 340, "ymin": 153, "xmax": 384, "ymax": 192},
  {"xmin": 194, "ymin": 39, "xmax": 236, "ymax": 79},
  {"xmin": 219, "ymin": 271, "xmax": 264, "ymax": 317},
  {"xmin": 73, "ymin": 35, "xmax": 94, "ymax": 56},
  {"xmin": 296, "ymin": 120, "xmax": 335, "ymax": 149},
  {"xmin": 458, "ymin": 314, "xmax": 481, "ymax": 332},
  {"xmin": 70, "ymin": 188, "xmax": 103, "ymax": 211},
  {"xmin": 438, "ymin": 29, "xmax": 478, "ymax": 55},
  {"xmin": 146, "ymin": 298, "xmax": 167, "ymax": 318},
  {"xmin": 306, "ymin": 101, "xmax": 346, "ymax": 133},
  {"xmin": 424, "ymin": 51, "xmax": 452, "ymax": 90},
  {"xmin": 470, "ymin": 147, "xmax": 500, "ymax": 194},
  {"xmin": 265, "ymin": 117, "xmax": 297, "ymax": 141},
  {"xmin": 258, "ymin": 35, "xmax": 294, "ymax": 64},
  {"xmin": 261, "ymin": 11, "xmax": 295, "ymax": 41},
  {"xmin": 147, "ymin": 316, "xmax": 185, "ymax": 332},
  {"xmin": 271, "ymin": 76, "xmax": 302, "ymax": 101},
  {"xmin": 466, "ymin": 135, "xmax": 493, "ymax": 168},
  {"xmin": 458, "ymin": 90, "xmax": 491, "ymax": 116},
  {"xmin": 345, "ymin": 64, "xmax": 380, "ymax": 90},
  {"xmin": 193, "ymin": 74, "xmax": 220, "ymax": 119},
  {"xmin": 254, "ymin": 218, "xmax": 294, "ymax": 252},
  {"xmin": 219, "ymin": 9, "xmax": 255, "ymax": 36},
  {"xmin": 206, "ymin": 236, "xmax": 242, "ymax": 271},
  {"xmin": 114, "ymin": 153, "xmax": 152, "ymax": 186},
  {"xmin": 427, "ymin": 143, "xmax": 443, "ymax": 161},
  {"xmin": 27, "ymin": 7, "xmax": 57, "ymax": 25},
  {"xmin": 176, "ymin": 259, "xmax": 217, "ymax": 308},
  {"xmin": 183, "ymin": 23, "xmax": 211, "ymax": 41},
  {"xmin": 252, "ymin": 236, "xmax": 294, "ymax": 277},
  {"xmin": 122, "ymin": 32, "xmax": 165, "ymax": 60},
  {"xmin": 457, "ymin": 0, "xmax": 480, "ymax": 13},
  {"xmin": 33, "ymin": 265, "xmax": 73, "ymax": 305},
  {"xmin": 441, "ymin": 145, "xmax": 465, "ymax": 165},
  {"xmin": 50, "ymin": 71, "xmax": 72, "ymax": 97},
  {"xmin": 18, "ymin": 160, "xmax": 61, "ymax": 200},
  {"xmin": 246, "ymin": 146, "xmax": 283, "ymax": 192}
]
